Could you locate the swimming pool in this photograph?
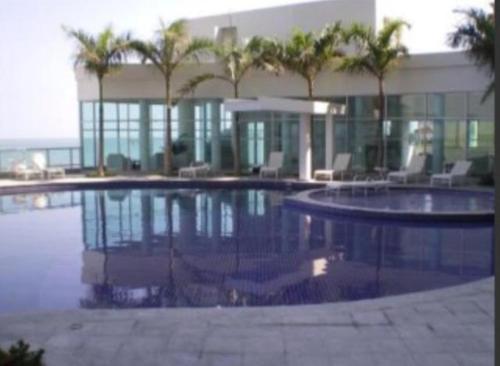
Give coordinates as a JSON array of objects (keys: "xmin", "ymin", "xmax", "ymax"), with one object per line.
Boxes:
[{"xmin": 0, "ymin": 187, "xmax": 493, "ymax": 313}]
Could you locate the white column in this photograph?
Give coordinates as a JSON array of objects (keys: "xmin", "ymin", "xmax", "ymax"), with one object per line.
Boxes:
[
  {"xmin": 325, "ymin": 112, "xmax": 335, "ymax": 169},
  {"xmin": 210, "ymin": 101, "xmax": 221, "ymax": 172},
  {"xmin": 299, "ymin": 113, "xmax": 312, "ymax": 180}
]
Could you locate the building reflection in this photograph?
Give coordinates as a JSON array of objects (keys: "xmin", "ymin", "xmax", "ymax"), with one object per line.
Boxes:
[
  {"xmin": 0, "ymin": 191, "xmax": 81, "ymax": 214},
  {"xmin": 79, "ymin": 189, "xmax": 493, "ymax": 308}
]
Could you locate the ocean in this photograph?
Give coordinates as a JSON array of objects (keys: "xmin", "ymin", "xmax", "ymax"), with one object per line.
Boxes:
[{"xmin": 0, "ymin": 138, "xmax": 79, "ymax": 150}]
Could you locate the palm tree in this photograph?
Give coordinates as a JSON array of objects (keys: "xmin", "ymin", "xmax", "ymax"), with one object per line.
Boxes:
[
  {"xmin": 448, "ymin": 5, "xmax": 494, "ymax": 102},
  {"xmin": 255, "ymin": 25, "xmax": 344, "ymax": 177},
  {"xmin": 178, "ymin": 37, "xmax": 271, "ymax": 175},
  {"xmin": 339, "ymin": 19, "xmax": 410, "ymax": 168},
  {"xmin": 64, "ymin": 26, "xmax": 130, "ymax": 177},
  {"xmin": 273, "ymin": 23, "xmax": 345, "ymax": 100},
  {"xmin": 130, "ymin": 20, "xmax": 212, "ymax": 176}
]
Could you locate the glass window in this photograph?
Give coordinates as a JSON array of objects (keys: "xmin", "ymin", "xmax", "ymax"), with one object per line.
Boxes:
[
  {"xmin": 83, "ymin": 131, "xmax": 95, "ymax": 168},
  {"xmin": 347, "ymin": 96, "xmax": 379, "ymax": 119},
  {"xmin": 468, "ymin": 92, "xmax": 494, "ymax": 119},
  {"xmin": 103, "ymin": 103, "xmax": 117, "ymax": 120},
  {"xmin": 467, "ymin": 119, "xmax": 494, "ymax": 175},
  {"xmin": 151, "ymin": 105, "xmax": 164, "ymax": 120},
  {"xmin": 119, "ymin": 104, "xmax": 128, "ymax": 120},
  {"xmin": 387, "ymin": 94, "xmax": 426, "ymax": 118},
  {"xmin": 427, "ymin": 93, "xmax": 465, "ymax": 118},
  {"xmin": 443, "ymin": 120, "xmax": 467, "ymax": 164},
  {"xmin": 468, "ymin": 120, "xmax": 494, "ymax": 156},
  {"xmin": 83, "ymin": 122, "xmax": 94, "ymax": 130},
  {"xmin": 82, "ymin": 102, "xmax": 94, "ymax": 122},
  {"xmin": 129, "ymin": 104, "xmax": 140, "ymax": 120}
]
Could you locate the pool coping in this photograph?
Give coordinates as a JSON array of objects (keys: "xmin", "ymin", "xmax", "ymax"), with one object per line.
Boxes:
[{"xmin": 0, "ymin": 176, "xmax": 326, "ymax": 196}]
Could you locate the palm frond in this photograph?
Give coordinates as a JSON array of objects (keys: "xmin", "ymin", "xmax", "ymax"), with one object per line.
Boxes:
[
  {"xmin": 64, "ymin": 25, "xmax": 130, "ymax": 78},
  {"xmin": 174, "ymin": 37, "xmax": 213, "ymax": 67},
  {"xmin": 481, "ymin": 79, "xmax": 495, "ymax": 103},
  {"xmin": 340, "ymin": 18, "xmax": 409, "ymax": 79},
  {"xmin": 448, "ymin": 7, "xmax": 494, "ymax": 74}
]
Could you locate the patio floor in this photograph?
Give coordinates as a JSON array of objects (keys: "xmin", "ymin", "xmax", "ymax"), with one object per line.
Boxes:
[{"xmin": 0, "ymin": 278, "xmax": 493, "ymax": 366}]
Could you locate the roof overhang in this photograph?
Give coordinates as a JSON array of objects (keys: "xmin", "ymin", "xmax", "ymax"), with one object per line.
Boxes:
[{"xmin": 223, "ymin": 97, "xmax": 344, "ymax": 115}]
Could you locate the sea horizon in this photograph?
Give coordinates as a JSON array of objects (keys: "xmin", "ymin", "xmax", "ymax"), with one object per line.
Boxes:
[{"xmin": 0, "ymin": 137, "xmax": 79, "ymax": 150}]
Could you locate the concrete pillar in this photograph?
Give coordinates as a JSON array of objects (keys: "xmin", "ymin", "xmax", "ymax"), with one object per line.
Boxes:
[
  {"xmin": 139, "ymin": 101, "xmax": 150, "ymax": 171},
  {"xmin": 209, "ymin": 100, "xmax": 221, "ymax": 171},
  {"xmin": 325, "ymin": 112, "xmax": 335, "ymax": 168},
  {"xmin": 299, "ymin": 113, "xmax": 312, "ymax": 180}
]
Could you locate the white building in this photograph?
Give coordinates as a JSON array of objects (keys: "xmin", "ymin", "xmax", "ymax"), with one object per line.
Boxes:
[{"xmin": 76, "ymin": 0, "xmax": 494, "ymax": 178}]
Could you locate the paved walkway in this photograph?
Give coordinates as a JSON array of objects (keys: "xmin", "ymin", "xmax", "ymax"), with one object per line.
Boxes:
[{"xmin": 0, "ymin": 278, "xmax": 494, "ymax": 366}]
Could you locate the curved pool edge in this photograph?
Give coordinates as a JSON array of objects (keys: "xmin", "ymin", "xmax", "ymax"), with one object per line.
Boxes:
[
  {"xmin": 284, "ymin": 187, "xmax": 494, "ymax": 222},
  {"xmin": 0, "ymin": 176, "xmax": 325, "ymax": 196}
]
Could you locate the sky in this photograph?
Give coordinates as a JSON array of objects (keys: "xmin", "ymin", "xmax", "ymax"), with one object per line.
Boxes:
[{"xmin": 0, "ymin": 0, "xmax": 491, "ymax": 141}]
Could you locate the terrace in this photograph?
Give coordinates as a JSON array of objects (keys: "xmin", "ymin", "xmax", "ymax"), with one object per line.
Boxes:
[{"xmin": 0, "ymin": 0, "xmax": 495, "ymax": 365}]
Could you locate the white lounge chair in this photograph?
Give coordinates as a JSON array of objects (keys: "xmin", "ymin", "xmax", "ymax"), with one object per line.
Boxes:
[
  {"xmin": 387, "ymin": 154, "xmax": 426, "ymax": 184},
  {"xmin": 178, "ymin": 161, "xmax": 211, "ymax": 178},
  {"xmin": 12, "ymin": 162, "xmax": 43, "ymax": 180},
  {"xmin": 32, "ymin": 153, "xmax": 66, "ymax": 179},
  {"xmin": 259, "ymin": 152, "xmax": 284, "ymax": 179},
  {"xmin": 431, "ymin": 160, "xmax": 472, "ymax": 187},
  {"xmin": 313, "ymin": 153, "xmax": 352, "ymax": 181}
]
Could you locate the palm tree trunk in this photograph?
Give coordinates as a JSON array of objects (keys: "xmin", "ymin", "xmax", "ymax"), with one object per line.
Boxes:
[
  {"xmin": 232, "ymin": 84, "xmax": 241, "ymax": 176},
  {"xmin": 97, "ymin": 76, "xmax": 105, "ymax": 177},
  {"xmin": 377, "ymin": 77, "xmax": 386, "ymax": 168},
  {"xmin": 307, "ymin": 78, "xmax": 314, "ymax": 101},
  {"xmin": 164, "ymin": 77, "xmax": 173, "ymax": 176}
]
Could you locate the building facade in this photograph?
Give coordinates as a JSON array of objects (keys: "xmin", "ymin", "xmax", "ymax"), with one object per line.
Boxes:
[{"xmin": 76, "ymin": 0, "xmax": 494, "ymax": 176}]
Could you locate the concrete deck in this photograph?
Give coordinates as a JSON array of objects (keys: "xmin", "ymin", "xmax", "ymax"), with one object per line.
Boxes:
[
  {"xmin": 0, "ymin": 176, "xmax": 494, "ymax": 366},
  {"xmin": 0, "ymin": 278, "xmax": 494, "ymax": 366}
]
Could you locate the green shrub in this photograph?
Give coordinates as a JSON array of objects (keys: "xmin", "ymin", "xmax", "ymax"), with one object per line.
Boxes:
[{"xmin": 0, "ymin": 340, "xmax": 44, "ymax": 366}]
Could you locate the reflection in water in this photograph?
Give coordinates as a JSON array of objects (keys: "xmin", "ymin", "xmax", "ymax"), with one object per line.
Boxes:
[
  {"xmin": 78, "ymin": 189, "xmax": 493, "ymax": 309},
  {"xmin": 0, "ymin": 189, "xmax": 493, "ymax": 312},
  {"xmin": 0, "ymin": 191, "xmax": 81, "ymax": 213}
]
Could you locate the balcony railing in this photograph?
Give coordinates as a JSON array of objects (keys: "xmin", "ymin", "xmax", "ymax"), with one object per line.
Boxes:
[{"xmin": 0, "ymin": 147, "xmax": 81, "ymax": 173}]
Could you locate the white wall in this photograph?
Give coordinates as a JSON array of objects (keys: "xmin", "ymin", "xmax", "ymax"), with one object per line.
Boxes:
[
  {"xmin": 186, "ymin": 0, "xmax": 376, "ymax": 41},
  {"xmin": 76, "ymin": 52, "xmax": 492, "ymax": 101}
]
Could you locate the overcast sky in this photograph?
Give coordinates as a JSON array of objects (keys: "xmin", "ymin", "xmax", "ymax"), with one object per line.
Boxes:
[{"xmin": 0, "ymin": 0, "xmax": 491, "ymax": 140}]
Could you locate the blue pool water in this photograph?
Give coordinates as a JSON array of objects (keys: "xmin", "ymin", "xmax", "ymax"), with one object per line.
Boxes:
[
  {"xmin": 0, "ymin": 188, "xmax": 493, "ymax": 313},
  {"xmin": 309, "ymin": 189, "xmax": 494, "ymax": 213}
]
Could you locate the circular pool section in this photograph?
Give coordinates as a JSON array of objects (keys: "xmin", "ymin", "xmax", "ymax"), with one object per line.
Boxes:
[
  {"xmin": 286, "ymin": 187, "xmax": 494, "ymax": 221},
  {"xmin": 0, "ymin": 187, "xmax": 493, "ymax": 313}
]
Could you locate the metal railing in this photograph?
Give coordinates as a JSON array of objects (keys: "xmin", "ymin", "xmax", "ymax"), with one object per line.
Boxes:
[{"xmin": 0, "ymin": 147, "xmax": 81, "ymax": 173}]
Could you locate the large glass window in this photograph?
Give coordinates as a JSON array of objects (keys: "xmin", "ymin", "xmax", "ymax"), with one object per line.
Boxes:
[
  {"xmin": 387, "ymin": 94, "xmax": 426, "ymax": 118},
  {"xmin": 80, "ymin": 101, "xmax": 141, "ymax": 168},
  {"xmin": 194, "ymin": 103, "xmax": 212, "ymax": 162},
  {"xmin": 347, "ymin": 96, "xmax": 379, "ymax": 119}
]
